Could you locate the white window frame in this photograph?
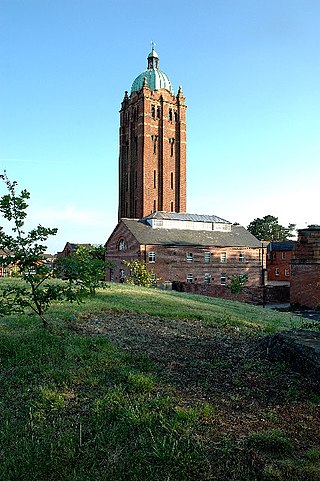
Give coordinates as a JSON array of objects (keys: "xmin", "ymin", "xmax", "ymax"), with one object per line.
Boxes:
[
  {"xmin": 148, "ymin": 251, "xmax": 156, "ymax": 263},
  {"xmin": 239, "ymin": 252, "xmax": 245, "ymax": 263},
  {"xmin": 186, "ymin": 252, "xmax": 193, "ymax": 262},
  {"xmin": 110, "ymin": 268, "xmax": 114, "ymax": 282},
  {"xmin": 204, "ymin": 252, "xmax": 211, "ymax": 263},
  {"xmin": 220, "ymin": 273, "xmax": 227, "ymax": 285},
  {"xmin": 204, "ymin": 273, "xmax": 211, "ymax": 284},
  {"xmin": 220, "ymin": 252, "xmax": 227, "ymax": 263},
  {"xmin": 285, "ymin": 268, "xmax": 290, "ymax": 277},
  {"xmin": 186, "ymin": 273, "xmax": 193, "ymax": 283},
  {"xmin": 281, "ymin": 252, "xmax": 286, "ymax": 260},
  {"xmin": 275, "ymin": 268, "xmax": 280, "ymax": 276}
]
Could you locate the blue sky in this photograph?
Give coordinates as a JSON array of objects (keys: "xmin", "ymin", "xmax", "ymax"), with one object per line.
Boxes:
[{"xmin": 1, "ymin": 0, "xmax": 319, "ymax": 252}]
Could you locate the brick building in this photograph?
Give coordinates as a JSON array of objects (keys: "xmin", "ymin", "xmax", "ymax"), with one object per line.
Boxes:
[
  {"xmin": 266, "ymin": 241, "xmax": 296, "ymax": 285},
  {"xmin": 57, "ymin": 242, "xmax": 91, "ymax": 258},
  {"xmin": 118, "ymin": 47, "xmax": 186, "ymax": 220},
  {"xmin": 106, "ymin": 48, "xmax": 262, "ymax": 287},
  {"xmin": 291, "ymin": 225, "xmax": 320, "ymax": 308},
  {"xmin": 106, "ymin": 212, "xmax": 261, "ymax": 285}
]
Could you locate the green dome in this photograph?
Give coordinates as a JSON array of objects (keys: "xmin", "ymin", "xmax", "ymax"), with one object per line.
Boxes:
[{"xmin": 131, "ymin": 48, "xmax": 174, "ymax": 95}]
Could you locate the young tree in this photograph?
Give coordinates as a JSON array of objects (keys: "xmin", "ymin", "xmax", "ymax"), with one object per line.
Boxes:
[
  {"xmin": 227, "ymin": 273, "xmax": 248, "ymax": 294},
  {"xmin": 247, "ymin": 215, "xmax": 296, "ymax": 241},
  {"xmin": 123, "ymin": 260, "xmax": 156, "ymax": 287},
  {"xmin": 56, "ymin": 245, "xmax": 109, "ymax": 296},
  {"xmin": 0, "ymin": 172, "xmax": 76, "ymax": 327}
]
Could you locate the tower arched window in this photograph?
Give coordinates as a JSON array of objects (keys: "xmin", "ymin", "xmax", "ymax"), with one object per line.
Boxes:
[
  {"xmin": 157, "ymin": 106, "xmax": 161, "ymax": 119},
  {"xmin": 151, "ymin": 105, "xmax": 155, "ymax": 118},
  {"xmin": 168, "ymin": 109, "xmax": 173, "ymax": 121},
  {"xmin": 170, "ymin": 138, "xmax": 175, "ymax": 157},
  {"xmin": 152, "ymin": 135, "xmax": 158, "ymax": 154},
  {"xmin": 153, "ymin": 170, "xmax": 156, "ymax": 188},
  {"xmin": 170, "ymin": 172, "xmax": 174, "ymax": 189},
  {"xmin": 174, "ymin": 111, "xmax": 178, "ymax": 122},
  {"xmin": 171, "ymin": 201, "xmax": 174, "ymax": 212}
]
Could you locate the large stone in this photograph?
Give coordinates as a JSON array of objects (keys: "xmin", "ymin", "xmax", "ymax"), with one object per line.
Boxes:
[{"xmin": 259, "ymin": 330, "xmax": 320, "ymax": 392}]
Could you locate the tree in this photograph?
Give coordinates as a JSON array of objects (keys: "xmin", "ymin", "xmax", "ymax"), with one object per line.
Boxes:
[
  {"xmin": 227, "ymin": 274, "xmax": 248, "ymax": 294},
  {"xmin": 247, "ymin": 215, "xmax": 296, "ymax": 241},
  {"xmin": 0, "ymin": 172, "xmax": 77, "ymax": 327},
  {"xmin": 123, "ymin": 260, "xmax": 156, "ymax": 287},
  {"xmin": 56, "ymin": 245, "xmax": 110, "ymax": 296}
]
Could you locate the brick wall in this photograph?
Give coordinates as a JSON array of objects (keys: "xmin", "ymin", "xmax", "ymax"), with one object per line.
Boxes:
[
  {"xmin": 267, "ymin": 250, "xmax": 293, "ymax": 282},
  {"xmin": 291, "ymin": 226, "xmax": 320, "ymax": 308},
  {"xmin": 172, "ymin": 282, "xmax": 290, "ymax": 305}
]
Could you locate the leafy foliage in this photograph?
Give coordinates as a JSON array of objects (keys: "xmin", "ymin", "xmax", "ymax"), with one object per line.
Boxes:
[
  {"xmin": 123, "ymin": 259, "xmax": 156, "ymax": 287},
  {"xmin": 56, "ymin": 245, "xmax": 110, "ymax": 295},
  {"xmin": 247, "ymin": 215, "xmax": 296, "ymax": 241},
  {"xmin": 227, "ymin": 274, "xmax": 248, "ymax": 294},
  {"xmin": 0, "ymin": 172, "xmax": 76, "ymax": 326}
]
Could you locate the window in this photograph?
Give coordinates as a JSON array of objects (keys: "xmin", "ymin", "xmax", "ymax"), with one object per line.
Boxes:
[
  {"xmin": 204, "ymin": 273, "xmax": 211, "ymax": 284},
  {"xmin": 275, "ymin": 268, "xmax": 280, "ymax": 276},
  {"xmin": 157, "ymin": 106, "xmax": 161, "ymax": 119},
  {"xmin": 153, "ymin": 170, "xmax": 156, "ymax": 188},
  {"xmin": 169, "ymin": 138, "xmax": 175, "ymax": 156},
  {"xmin": 170, "ymin": 172, "xmax": 174, "ymax": 189},
  {"xmin": 110, "ymin": 268, "xmax": 114, "ymax": 282},
  {"xmin": 168, "ymin": 109, "xmax": 173, "ymax": 121},
  {"xmin": 151, "ymin": 105, "xmax": 155, "ymax": 118},
  {"xmin": 220, "ymin": 273, "xmax": 227, "ymax": 285},
  {"xmin": 174, "ymin": 111, "xmax": 178, "ymax": 122},
  {"xmin": 186, "ymin": 253, "xmax": 193, "ymax": 262},
  {"xmin": 281, "ymin": 252, "xmax": 286, "ymax": 260},
  {"xmin": 220, "ymin": 252, "xmax": 227, "ymax": 263},
  {"xmin": 118, "ymin": 239, "xmax": 126, "ymax": 251},
  {"xmin": 119, "ymin": 269, "xmax": 125, "ymax": 282},
  {"xmin": 239, "ymin": 252, "xmax": 245, "ymax": 263},
  {"xmin": 186, "ymin": 273, "xmax": 193, "ymax": 283},
  {"xmin": 285, "ymin": 268, "xmax": 290, "ymax": 277},
  {"xmin": 204, "ymin": 252, "xmax": 211, "ymax": 263},
  {"xmin": 272, "ymin": 252, "xmax": 276, "ymax": 260},
  {"xmin": 171, "ymin": 201, "xmax": 174, "ymax": 212},
  {"xmin": 153, "ymin": 199, "xmax": 157, "ymax": 212},
  {"xmin": 152, "ymin": 135, "xmax": 158, "ymax": 154},
  {"xmin": 148, "ymin": 251, "xmax": 156, "ymax": 263}
]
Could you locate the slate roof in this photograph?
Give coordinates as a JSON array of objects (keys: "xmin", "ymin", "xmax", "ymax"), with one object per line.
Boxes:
[
  {"xmin": 121, "ymin": 218, "xmax": 261, "ymax": 248},
  {"xmin": 143, "ymin": 211, "xmax": 231, "ymax": 224},
  {"xmin": 268, "ymin": 241, "xmax": 296, "ymax": 252}
]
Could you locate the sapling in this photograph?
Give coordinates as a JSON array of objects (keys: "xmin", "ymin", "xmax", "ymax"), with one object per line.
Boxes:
[{"xmin": 0, "ymin": 172, "xmax": 76, "ymax": 327}]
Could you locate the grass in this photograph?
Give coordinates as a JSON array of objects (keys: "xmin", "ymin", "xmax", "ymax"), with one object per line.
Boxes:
[
  {"xmin": 37, "ymin": 281, "xmax": 304, "ymax": 333},
  {"xmin": 0, "ymin": 280, "xmax": 319, "ymax": 480}
]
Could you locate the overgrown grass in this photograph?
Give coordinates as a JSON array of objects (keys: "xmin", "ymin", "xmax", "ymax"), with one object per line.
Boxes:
[{"xmin": 0, "ymin": 280, "xmax": 318, "ymax": 480}]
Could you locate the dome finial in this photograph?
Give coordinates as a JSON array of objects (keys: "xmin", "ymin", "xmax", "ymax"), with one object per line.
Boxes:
[{"xmin": 148, "ymin": 42, "xmax": 159, "ymax": 69}]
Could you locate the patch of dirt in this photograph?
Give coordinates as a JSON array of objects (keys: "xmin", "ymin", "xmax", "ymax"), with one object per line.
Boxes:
[{"xmin": 73, "ymin": 311, "xmax": 320, "ymax": 447}]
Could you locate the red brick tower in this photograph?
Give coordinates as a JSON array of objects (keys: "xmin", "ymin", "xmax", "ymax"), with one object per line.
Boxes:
[{"xmin": 118, "ymin": 48, "xmax": 186, "ymax": 220}]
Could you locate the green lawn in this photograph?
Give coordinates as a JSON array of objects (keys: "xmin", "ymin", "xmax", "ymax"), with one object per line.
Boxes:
[{"xmin": 0, "ymin": 282, "xmax": 319, "ymax": 481}]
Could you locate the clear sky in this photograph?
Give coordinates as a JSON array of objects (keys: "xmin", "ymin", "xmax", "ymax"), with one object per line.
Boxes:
[{"xmin": 1, "ymin": 0, "xmax": 319, "ymax": 253}]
